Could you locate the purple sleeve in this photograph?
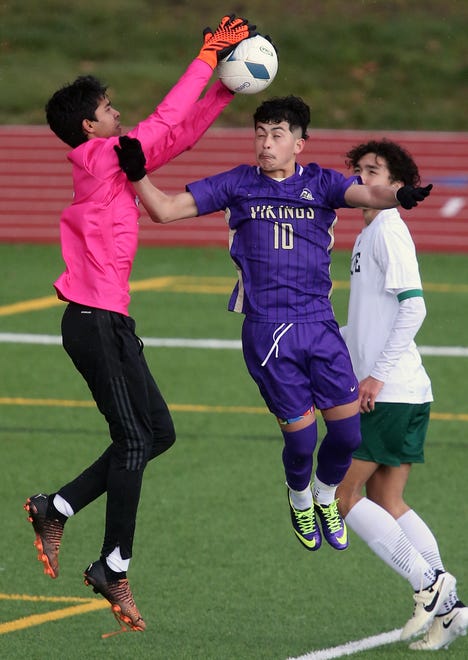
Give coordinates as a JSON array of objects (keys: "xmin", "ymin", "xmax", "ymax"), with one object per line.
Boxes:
[
  {"xmin": 322, "ymin": 169, "xmax": 362, "ymax": 209},
  {"xmin": 187, "ymin": 167, "xmax": 242, "ymax": 216}
]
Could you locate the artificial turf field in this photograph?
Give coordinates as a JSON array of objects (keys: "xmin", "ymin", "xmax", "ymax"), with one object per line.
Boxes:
[{"xmin": 1, "ymin": 243, "xmax": 467, "ymax": 659}]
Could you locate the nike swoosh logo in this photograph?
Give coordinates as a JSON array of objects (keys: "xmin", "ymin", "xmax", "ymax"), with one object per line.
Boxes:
[
  {"xmin": 335, "ymin": 528, "xmax": 348, "ymax": 545},
  {"xmin": 442, "ymin": 612, "xmax": 459, "ymax": 629},
  {"xmin": 294, "ymin": 530, "xmax": 318, "ymax": 549},
  {"xmin": 423, "ymin": 583, "xmax": 443, "ymax": 613},
  {"xmin": 350, "ymin": 386, "xmax": 356, "ymax": 392}
]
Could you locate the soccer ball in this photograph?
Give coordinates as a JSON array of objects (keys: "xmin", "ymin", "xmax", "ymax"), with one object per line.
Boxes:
[{"xmin": 217, "ymin": 35, "xmax": 278, "ymax": 95}]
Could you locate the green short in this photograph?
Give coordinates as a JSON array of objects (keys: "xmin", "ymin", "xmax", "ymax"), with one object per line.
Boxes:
[{"xmin": 353, "ymin": 402, "xmax": 431, "ymax": 466}]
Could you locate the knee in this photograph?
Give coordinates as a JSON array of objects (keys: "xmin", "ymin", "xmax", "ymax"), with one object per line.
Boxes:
[
  {"xmin": 147, "ymin": 425, "xmax": 176, "ymax": 461},
  {"xmin": 325, "ymin": 413, "xmax": 361, "ymax": 452}
]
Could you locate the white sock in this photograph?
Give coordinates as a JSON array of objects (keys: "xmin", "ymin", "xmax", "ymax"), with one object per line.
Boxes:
[
  {"xmin": 398, "ymin": 508, "xmax": 458, "ymax": 612},
  {"xmin": 288, "ymin": 484, "xmax": 312, "ymax": 510},
  {"xmin": 312, "ymin": 476, "xmax": 336, "ymax": 505},
  {"xmin": 346, "ymin": 498, "xmax": 436, "ymax": 590},
  {"xmin": 53, "ymin": 494, "xmax": 74, "ymax": 518},
  {"xmin": 106, "ymin": 546, "xmax": 130, "ymax": 573},
  {"xmin": 397, "ymin": 509, "xmax": 444, "ymax": 571}
]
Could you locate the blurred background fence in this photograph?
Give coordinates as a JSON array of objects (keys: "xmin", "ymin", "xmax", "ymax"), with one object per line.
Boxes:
[{"xmin": 1, "ymin": 125, "xmax": 467, "ymax": 252}]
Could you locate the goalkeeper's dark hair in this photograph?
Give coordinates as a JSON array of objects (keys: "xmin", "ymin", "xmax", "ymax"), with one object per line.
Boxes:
[
  {"xmin": 253, "ymin": 95, "xmax": 310, "ymax": 139},
  {"xmin": 45, "ymin": 75, "xmax": 108, "ymax": 148},
  {"xmin": 345, "ymin": 139, "xmax": 420, "ymax": 186}
]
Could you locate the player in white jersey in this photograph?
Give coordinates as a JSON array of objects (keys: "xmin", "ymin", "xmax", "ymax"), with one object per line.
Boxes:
[{"xmin": 336, "ymin": 139, "xmax": 467, "ymax": 650}]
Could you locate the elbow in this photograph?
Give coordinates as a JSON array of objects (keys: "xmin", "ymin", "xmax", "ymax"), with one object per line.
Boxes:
[{"xmin": 149, "ymin": 213, "xmax": 171, "ymax": 225}]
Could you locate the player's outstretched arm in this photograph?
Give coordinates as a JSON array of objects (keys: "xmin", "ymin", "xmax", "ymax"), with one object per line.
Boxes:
[
  {"xmin": 198, "ymin": 14, "xmax": 257, "ymax": 69},
  {"xmin": 114, "ymin": 136, "xmax": 198, "ymax": 224},
  {"xmin": 345, "ymin": 183, "xmax": 433, "ymax": 210}
]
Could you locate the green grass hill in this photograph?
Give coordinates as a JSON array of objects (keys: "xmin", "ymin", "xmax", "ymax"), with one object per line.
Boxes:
[{"xmin": 1, "ymin": 0, "xmax": 467, "ymax": 130}]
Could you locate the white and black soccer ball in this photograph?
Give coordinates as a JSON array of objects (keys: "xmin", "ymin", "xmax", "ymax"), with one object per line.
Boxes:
[{"xmin": 217, "ymin": 35, "xmax": 278, "ymax": 95}]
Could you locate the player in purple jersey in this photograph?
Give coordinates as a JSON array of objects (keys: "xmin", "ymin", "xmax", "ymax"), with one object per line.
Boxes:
[
  {"xmin": 114, "ymin": 96, "xmax": 432, "ymax": 554},
  {"xmin": 23, "ymin": 14, "xmax": 256, "ymax": 636}
]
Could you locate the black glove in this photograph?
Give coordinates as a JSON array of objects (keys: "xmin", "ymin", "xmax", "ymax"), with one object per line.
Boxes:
[
  {"xmin": 198, "ymin": 14, "xmax": 257, "ymax": 69},
  {"xmin": 396, "ymin": 183, "xmax": 433, "ymax": 209},
  {"xmin": 114, "ymin": 135, "xmax": 147, "ymax": 182}
]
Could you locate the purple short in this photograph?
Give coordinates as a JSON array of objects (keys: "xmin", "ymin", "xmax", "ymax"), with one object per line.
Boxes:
[{"xmin": 241, "ymin": 318, "xmax": 359, "ymax": 419}]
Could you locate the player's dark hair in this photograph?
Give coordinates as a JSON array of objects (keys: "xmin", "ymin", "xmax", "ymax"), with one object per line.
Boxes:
[
  {"xmin": 345, "ymin": 139, "xmax": 420, "ymax": 186},
  {"xmin": 45, "ymin": 75, "xmax": 108, "ymax": 148},
  {"xmin": 253, "ymin": 95, "xmax": 310, "ymax": 139}
]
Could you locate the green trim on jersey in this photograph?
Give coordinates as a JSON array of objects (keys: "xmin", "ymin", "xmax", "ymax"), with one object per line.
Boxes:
[{"xmin": 397, "ymin": 288, "xmax": 423, "ymax": 302}]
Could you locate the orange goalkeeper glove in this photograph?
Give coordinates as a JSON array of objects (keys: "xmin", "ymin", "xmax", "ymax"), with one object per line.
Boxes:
[{"xmin": 198, "ymin": 14, "xmax": 256, "ymax": 70}]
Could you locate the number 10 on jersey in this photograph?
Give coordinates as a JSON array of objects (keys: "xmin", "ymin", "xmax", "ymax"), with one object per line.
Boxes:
[{"xmin": 274, "ymin": 222, "xmax": 294, "ymax": 250}]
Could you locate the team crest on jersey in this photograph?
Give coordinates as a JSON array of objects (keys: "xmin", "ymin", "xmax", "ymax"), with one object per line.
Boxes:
[{"xmin": 300, "ymin": 188, "xmax": 314, "ymax": 201}]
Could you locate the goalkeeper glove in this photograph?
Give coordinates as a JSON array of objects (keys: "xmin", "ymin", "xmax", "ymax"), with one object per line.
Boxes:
[
  {"xmin": 198, "ymin": 14, "xmax": 256, "ymax": 70},
  {"xmin": 396, "ymin": 183, "xmax": 433, "ymax": 209},
  {"xmin": 114, "ymin": 135, "xmax": 147, "ymax": 182}
]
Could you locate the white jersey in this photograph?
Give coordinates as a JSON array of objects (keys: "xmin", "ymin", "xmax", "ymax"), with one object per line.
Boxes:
[{"xmin": 344, "ymin": 208, "xmax": 433, "ymax": 403}]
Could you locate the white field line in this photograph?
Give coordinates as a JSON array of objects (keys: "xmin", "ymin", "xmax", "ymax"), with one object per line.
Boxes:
[
  {"xmin": 1, "ymin": 332, "xmax": 468, "ymax": 357},
  {"xmin": 286, "ymin": 627, "xmax": 402, "ymax": 660}
]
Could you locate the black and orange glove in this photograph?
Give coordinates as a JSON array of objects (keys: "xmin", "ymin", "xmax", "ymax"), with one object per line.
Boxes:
[
  {"xmin": 396, "ymin": 183, "xmax": 433, "ymax": 209},
  {"xmin": 198, "ymin": 14, "xmax": 256, "ymax": 70},
  {"xmin": 114, "ymin": 135, "xmax": 147, "ymax": 182}
]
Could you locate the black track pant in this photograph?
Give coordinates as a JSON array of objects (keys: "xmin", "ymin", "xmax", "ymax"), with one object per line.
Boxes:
[{"xmin": 58, "ymin": 303, "xmax": 175, "ymax": 559}]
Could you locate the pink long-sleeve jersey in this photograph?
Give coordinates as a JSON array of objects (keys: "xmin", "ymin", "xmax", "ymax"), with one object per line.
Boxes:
[{"xmin": 54, "ymin": 59, "xmax": 232, "ymax": 315}]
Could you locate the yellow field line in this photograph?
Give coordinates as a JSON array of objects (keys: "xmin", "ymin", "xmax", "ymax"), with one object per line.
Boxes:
[
  {"xmin": 0, "ymin": 396, "xmax": 466, "ymax": 421},
  {"xmin": 430, "ymin": 412, "xmax": 468, "ymax": 421},
  {"xmin": 1, "ymin": 276, "xmax": 467, "ymax": 317},
  {"xmin": 0, "ymin": 594, "xmax": 108, "ymax": 635},
  {"xmin": 0, "ymin": 593, "xmax": 102, "ymax": 602},
  {"xmin": 0, "ymin": 397, "xmax": 96, "ymax": 408},
  {"xmin": 0, "ymin": 296, "xmax": 63, "ymax": 316},
  {"xmin": 0, "ymin": 397, "xmax": 266, "ymax": 415}
]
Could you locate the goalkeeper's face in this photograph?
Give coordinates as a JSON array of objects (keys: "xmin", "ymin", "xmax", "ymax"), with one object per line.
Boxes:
[{"xmin": 84, "ymin": 95, "xmax": 122, "ymax": 140}]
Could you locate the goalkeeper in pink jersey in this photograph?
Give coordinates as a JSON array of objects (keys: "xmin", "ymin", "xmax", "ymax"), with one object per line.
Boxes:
[{"xmin": 24, "ymin": 14, "xmax": 256, "ymax": 636}]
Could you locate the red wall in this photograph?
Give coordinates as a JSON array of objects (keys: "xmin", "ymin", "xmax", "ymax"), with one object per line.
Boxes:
[{"xmin": 1, "ymin": 126, "xmax": 467, "ymax": 252}]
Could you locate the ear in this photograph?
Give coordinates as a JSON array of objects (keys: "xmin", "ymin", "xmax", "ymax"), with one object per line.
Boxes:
[
  {"xmin": 294, "ymin": 137, "xmax": 306, "ymax": 156},
  {"xmin": 392, "ymin": 179, "xmax": 404, "ymax": 191},
  {"xmin": 82, "ymin": 118, "xmax": 95, "ymax": 138}
]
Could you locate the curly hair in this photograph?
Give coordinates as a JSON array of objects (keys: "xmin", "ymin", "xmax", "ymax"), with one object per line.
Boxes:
[
  {"xmin": 345, "ymin": 139, "xmax": 420, "ymax": 186},
  {"xmin": 45, "ymin": 75, "xmax": 108, "ymax": 148},
  {"xmin": 253, "ymin": 95, "xmax": 310, "ymax": 139}
]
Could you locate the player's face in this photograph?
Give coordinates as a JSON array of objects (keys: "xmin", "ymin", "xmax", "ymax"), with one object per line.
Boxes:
[
  {"xmin": 83, "ymin": 96, "xmax": 121, "ymax": 139},
  {"xmin": 353, "ymin": 153, "xmax": 393, "ymax": 187},
  {"xmin": 254, "ymin": 121, "xmax": 304, "ymax": 178}
]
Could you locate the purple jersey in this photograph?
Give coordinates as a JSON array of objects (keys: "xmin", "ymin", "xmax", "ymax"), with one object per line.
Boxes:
[{"xmin": 187, "ymin": 163, "xmax": 360, "ymax": 322}]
